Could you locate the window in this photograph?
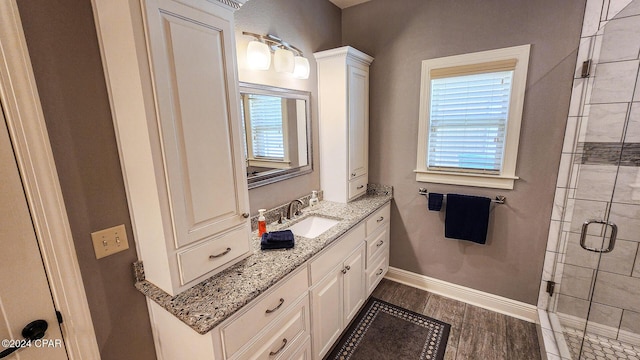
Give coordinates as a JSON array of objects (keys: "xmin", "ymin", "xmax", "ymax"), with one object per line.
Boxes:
[{"xmin": 415, "ymin": 45, "xmax": 530, "ymax": 189}]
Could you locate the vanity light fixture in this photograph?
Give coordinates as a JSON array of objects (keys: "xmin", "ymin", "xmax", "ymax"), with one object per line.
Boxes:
[
  {"xmin": 274, "ymin": 48, "xmax": 295, "ymax": 73},
  {"xmin": 293, "ymin": 56, "xmax": 310, "ymax": 79},
  {"xmin": 242, "ymin": 32, "xmax": 310, "ymax": 79},
  {"xmin": 246, "ymin": 40, "xmax": 271, "ymax": 70}
]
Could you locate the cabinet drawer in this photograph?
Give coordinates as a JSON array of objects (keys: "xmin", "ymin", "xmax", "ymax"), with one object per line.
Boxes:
[
  {"xmin": 177, "ymin": 224, "xmax": 250, "ymax": 285},
  {"xmin": 234, "ymin": 294, "xmax": 310, "ymax": 360},
  {"xmin": 366, "ymin": 224, "xmax": 389, "ymax": 265},
  {"xmin": 348, "ymin": 175, "xmax": 368, "ymax": 200},
  {"xmin": 309, "ymin": 223, "xmax": 365, "ymax": 285},
  {"xmin": 365, "ymin": 203, "xmax": 390, "ymax": 236},
  {"xmin": 366, "ymin": 252, "xmax": 388, "ymax": 296},
  {"xmin": 221, "ymin": 268, "xmax": 309, "ymax": 358}
]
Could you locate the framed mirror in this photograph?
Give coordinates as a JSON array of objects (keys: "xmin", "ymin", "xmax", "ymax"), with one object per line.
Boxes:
[{"xmin": 239, "ymin": 82, "xmax": 312, "ymax": 189}]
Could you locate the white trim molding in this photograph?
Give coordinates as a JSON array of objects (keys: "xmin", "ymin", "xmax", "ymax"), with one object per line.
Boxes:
[
  {"xmin": 415, "ymin": 44, "xmax": 530, "ymax": 190},
  {"xmin": 0, "ymin": 1, "xmax": 100, "ymax": 359},
  {"xmin": 386, "ymin": 267, "xmax": 537, "ymax": 323}
]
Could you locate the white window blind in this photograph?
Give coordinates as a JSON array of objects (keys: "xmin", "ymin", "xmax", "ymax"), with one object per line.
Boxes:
[
  {"xmin": 247, "ymin": 94, "xmax": 284, "ymax": 160},
  {"xmin": 427, "ymin": 70, "xmax": 514, "ymax": 174}
]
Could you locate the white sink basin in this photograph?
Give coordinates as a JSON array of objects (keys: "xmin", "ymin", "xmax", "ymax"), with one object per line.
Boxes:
[{"xmin": 287, "ymin": 216, "xmax": 340, "ymax": 238}]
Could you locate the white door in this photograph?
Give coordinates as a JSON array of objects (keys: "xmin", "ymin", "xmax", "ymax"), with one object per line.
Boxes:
[
  {"xmin": 310, "ymin": 269, "xmax": 342, "ymax": 360},
  {"xmin": 0, "ymin": 107, "xmax": 67, "ymax": 359},
  {"xmin": 347, "ymin": 65, "xmax": 369, "ymax": 180},
  {"xmin": 342, "ymin": 244, "xmax": 365, "ymax": 324},
  {"xmin": 143, "ymin": 0, "xmax": 250, "ymax": 249}
]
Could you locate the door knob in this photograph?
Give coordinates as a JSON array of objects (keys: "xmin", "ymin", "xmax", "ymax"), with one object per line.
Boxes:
[
  {"xmin": 21, "ymin": 320, "xmax": 48, "ymax": 341},
  {"xmin": 0, "ymin": 319, "xmax": 48, "ymax": 358}
]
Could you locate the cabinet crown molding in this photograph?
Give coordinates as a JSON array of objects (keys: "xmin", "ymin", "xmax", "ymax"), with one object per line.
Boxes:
[
  {"xmin": 313, "ymin": 46, "xmax": 374, "ymax": 66},
  {"xmin": 210, "ymin": 0, "xmax": 246, "ymax": 10}
]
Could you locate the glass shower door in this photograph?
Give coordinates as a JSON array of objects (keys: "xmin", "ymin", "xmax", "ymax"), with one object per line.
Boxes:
[{"xmin": 549, "ymin": 1, "xmax": 640, "ymax": 359}]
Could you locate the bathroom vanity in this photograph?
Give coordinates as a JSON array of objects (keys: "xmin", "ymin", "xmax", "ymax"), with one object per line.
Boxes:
[
  {"xmin": 92, "ymin": 0, "xmax": 385, "ymax": 357},
  {"xmin": 137, "ymin": 192, "xmax": 391, "ymax": 359}
]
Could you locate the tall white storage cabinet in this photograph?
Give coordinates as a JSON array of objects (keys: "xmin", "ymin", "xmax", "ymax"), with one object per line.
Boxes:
[
  {"xmin": 314, "ymin": 47, "xmax": 374, "ymax": 203},
  {"xmin": 93, "ymin": 0, "xmax": 251, "ymax": 296}
]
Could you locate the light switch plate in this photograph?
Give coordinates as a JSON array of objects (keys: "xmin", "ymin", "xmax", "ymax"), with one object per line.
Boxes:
[{"xmin": 91, "ymin": 224, "xmax": 129, "ymax": 259}]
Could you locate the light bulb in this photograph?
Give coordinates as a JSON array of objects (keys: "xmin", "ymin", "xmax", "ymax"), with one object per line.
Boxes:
[
  {"xmin": 274, "ymin": 48, "xmax": 295, "ymax": 73},
  {"xmin": 293, "ymin": 56, "xmax": 310, "ymax": 79},
  {"xmin": 246, "ymin": 41, "xmax": 271, "ymax": 70}
]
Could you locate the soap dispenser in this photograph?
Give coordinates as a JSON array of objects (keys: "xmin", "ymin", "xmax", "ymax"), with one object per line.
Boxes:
[
  {"xmin": 309, "ymin": 190, "xmax": 319, "ymax": 208},
  {"xmin": 258, "ymin": 209, "xmax": 267, "ymax": 237}
]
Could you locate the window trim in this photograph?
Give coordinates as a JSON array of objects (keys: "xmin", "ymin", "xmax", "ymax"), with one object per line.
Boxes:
[{"xmin": 415, "ymin": 44, "xmax": 531, "ymax": 189}]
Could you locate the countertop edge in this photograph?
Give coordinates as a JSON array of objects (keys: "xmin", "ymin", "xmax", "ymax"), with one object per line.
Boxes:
[{"xmin": 135, "ymin": 193, "xmax": 392, "ymax": 334}]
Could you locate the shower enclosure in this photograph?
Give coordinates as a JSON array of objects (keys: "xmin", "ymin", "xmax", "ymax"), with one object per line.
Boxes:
[{"xmin": 540, "ymin": 1, "xmax": 640, "ymax": 359}]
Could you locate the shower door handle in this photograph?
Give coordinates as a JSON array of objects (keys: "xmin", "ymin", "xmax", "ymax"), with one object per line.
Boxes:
[{"xmin": 579, "ymin": 219, "xmax": 617, "ymax": 253}]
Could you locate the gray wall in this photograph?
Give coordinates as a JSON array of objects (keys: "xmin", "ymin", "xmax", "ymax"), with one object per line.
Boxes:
[
  {"xmin": 342, "ymin": 0, "xmax": 586, "ymax": 304},
  {"xmin": 235, "ymin": 0, "xmax": 342, "ymax": 212},
  {"xmin": 16, "ymin": 1, "xmax": 156, "ymax": 359}
]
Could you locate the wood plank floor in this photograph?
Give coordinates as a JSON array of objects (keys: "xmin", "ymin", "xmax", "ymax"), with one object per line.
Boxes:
[{"xmin": 371, "ymin": 279, "xmax": 541, "ymax": 360}]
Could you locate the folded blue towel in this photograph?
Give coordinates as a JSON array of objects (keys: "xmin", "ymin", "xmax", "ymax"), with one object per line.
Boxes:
[
  {"xmin": 444, "ymin": 194, "xmax": 491, "ymax": 244},
  {"xmin": 428, "ymin": 193, "xmax": 443, "ymax": 211},
  {"xmin": 261, "ymin": 230, "xmax": 295, "ymax": 250}
]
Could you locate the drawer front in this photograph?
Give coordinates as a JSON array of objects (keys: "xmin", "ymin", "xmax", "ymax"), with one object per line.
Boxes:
[
  {"xmin": 177, "ymin": 224, "xmax": 250, "ymax": 284},
  {"xmin": 365, "ymin": 203, "xmax": 390, "ymax": 236},
  {"xmin": 222, "ymin": 268, "xmax": 309, "ymax": 358},
  {"xmin": 309, "ymin": 223, "xmax": 365, "ymax": 285},
  {"xmin": 348, "ymin": 175, "xmax": 368, "ymax": 200},
  {"xmin": 366, "ymin": 224, "xmax": 389, "ymax": 265},
  {"xmin": 235, "ymin": 294, "xmax": 310, "ymax": 360},
  {"xmin": 366, "ymin": 252, "xmax": 389, "ymax": 296}
]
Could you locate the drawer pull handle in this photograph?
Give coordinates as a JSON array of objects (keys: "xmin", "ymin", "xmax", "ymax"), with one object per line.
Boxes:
[
  {"xmin": 377, "ymin": 216, "xmax": 384, "ymax": 223},
  {"xmin": 242, "ymin": 213, "xmax": 250, "ymax": 218},
  {"xmin": 269, "ymin": 338, "xmax": 287, "ymax": 356},
  {"xmin": 376, "ymin": 268, "xmax": 384, "ymax": 276},
  {"xmin": 265, "ymin": 298, "xmax": 285, "ymax": 314},
  {"xmin": 376, "ymin": 240, "xmax": 384, "ymax": 247},
  {"xmin": 357, "ymin": 185, "xmax": 364, "ymax": 189},
  {"xmin": 342, "ymin": 265, "xmax": 351, "ymax": 274},
  {"xmin": 209, "ymin": 248, "xmax": 231, "ymax": 259}
]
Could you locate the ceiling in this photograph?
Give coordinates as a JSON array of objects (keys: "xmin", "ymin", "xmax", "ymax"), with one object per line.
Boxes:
[{"xmin": 328, "ymin": 0, "xmax": 371, "ymax": 9}]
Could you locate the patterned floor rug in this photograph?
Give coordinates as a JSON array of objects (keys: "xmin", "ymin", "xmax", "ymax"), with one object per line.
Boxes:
[{"xmin": 325, "ymin": 297, "xmax": 451, "ymax": 360}]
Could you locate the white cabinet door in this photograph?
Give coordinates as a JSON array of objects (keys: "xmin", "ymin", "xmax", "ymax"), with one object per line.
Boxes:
[
  {"xmin": 143, "ymin": 0, "xmax": 249, "ymax": 249},
  {"xmin": 310, "ymin": 268, "xmax": 343, "ymax": 360},
  {"xmin": 315, "ymin": 47, "xmax": 373, "ymax": 203},
  {"xmin": 342, "ymin": 243, "xmax": 365, "ymax": 324},
  {"xmin": 348, "ymin": 65, "xmax": 369, "ymax": 181}
]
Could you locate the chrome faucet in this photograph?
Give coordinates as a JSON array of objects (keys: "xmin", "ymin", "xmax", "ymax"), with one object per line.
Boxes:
[{"xmin": 287, "ymin": 199, "xmax": 304, "ymax": 219}]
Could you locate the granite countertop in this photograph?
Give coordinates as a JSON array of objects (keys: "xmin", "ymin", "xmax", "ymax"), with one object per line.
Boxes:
[{"xmin": 135, "ymin": 188, "xmax": 392, "ymax": 334}]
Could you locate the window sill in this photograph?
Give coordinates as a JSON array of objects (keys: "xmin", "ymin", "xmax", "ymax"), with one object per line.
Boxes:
[
  {"xmin": 414, "ymin": 169, "xmax": 518, "ymax": 190},
  {"xmin": 247, "ymin": 159, "xmax": 292, "ymax": 169}
]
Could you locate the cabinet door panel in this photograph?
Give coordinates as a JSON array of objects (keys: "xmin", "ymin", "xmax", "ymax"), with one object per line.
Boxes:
[
  {"xmin": 343, "ymin": 244, "xmax": 365, "ymax": 324},
  {"xmin": 145, "ymin": 0, "xmax": 249, "ymax": 249},
  {"xmin": 311, "ymin": 269, "xmax": 343, "ymax": 359},
  {"xmin": 348, "ymin": 66, "xmax": 369, "ymax": 180}
]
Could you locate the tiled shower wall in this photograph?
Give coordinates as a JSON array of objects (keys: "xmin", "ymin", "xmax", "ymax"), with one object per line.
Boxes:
[{"xmin": 538, "ymin": 0, "xmax": 640, "ymax": 353}]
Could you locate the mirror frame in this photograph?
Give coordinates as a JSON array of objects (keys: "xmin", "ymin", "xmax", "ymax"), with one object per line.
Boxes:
[{"xmin": 239, "ymin": 82, "xmax": 313, "ymax": 189}]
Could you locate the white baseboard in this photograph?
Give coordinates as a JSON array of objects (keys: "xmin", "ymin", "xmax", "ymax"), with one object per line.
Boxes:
[{"xmin": 385, "ymin": 267, "xmax": 537, "ymax": 323}]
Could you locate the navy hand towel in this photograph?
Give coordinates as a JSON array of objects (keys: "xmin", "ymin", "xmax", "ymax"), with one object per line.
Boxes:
[
  {"xmin": 261, "ymin": 230, "xmax": 295, "ymax": 250},
  {"xmin": 444, "ymin": 194, "xmax": 491, "ymax": 244},
  {"xmin": 428, "ymin": 193, "xmax": 444, "ymax": 211}
]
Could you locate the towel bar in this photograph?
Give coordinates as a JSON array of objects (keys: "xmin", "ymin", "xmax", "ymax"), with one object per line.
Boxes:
[{"xmin": 418, "ymin": 188, "xmax": 506, "ymax": 204}]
